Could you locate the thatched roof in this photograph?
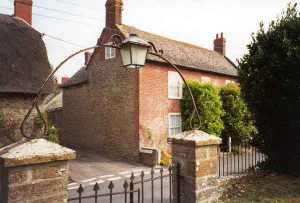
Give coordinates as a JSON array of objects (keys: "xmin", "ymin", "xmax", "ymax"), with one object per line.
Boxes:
[
  {"xmin": 0, "ymin": 14, "xmax": 53, "ymax": 95},
  {"xmin": 117, "ymin": 25, "xmax": 237, "ymax": 77}
]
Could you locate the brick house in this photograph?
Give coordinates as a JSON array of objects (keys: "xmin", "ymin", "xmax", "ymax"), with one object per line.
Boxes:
[
  {"xmin": 0, "ymin": 0, "xmax": 53, "ymax": 147},
  {"xmin": 61, "ymin": 0, "xmax": 237, "ymax": 162}
]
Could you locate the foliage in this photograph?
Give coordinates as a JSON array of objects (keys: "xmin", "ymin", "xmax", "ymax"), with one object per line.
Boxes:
[
  {"xmin": 160, "ymin": 150, "xmax": 172, "ymax": 166},
  {"xmin": 34, "ymin": 113, "xmax": 59, "ymax": 143},
  {"xmin": 238, "ymin": 3, "xmax": 300, "ymax": 173},
  {"xmin": 220, "ymin": 83, "xmax": 257, "ymax": 144},
  {"xmin": 47, "ymin": 125, "xmax": 60, "ymax": 143},
  {"xmin": 181, "ymin": 81, "xmax": 224, "ymax": 136}
]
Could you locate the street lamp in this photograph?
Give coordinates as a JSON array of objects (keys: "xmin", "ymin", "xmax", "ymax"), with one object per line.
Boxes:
[
  {"xmin": 21, "ymin": 34, "xmax": 200, "ymax": 140},
  {"xmin": 120, "ymin": 34, "xmax": 151, "ymax": 69},
  {"xmin": 120, "ymin": 34, "xmax": 201, "ymax": 132}
]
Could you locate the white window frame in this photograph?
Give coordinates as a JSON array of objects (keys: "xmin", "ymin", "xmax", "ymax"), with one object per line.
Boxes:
[
  {"xmin": 105, "ymin": 46, "xmax": 116, "ymax": 60},
  {"xmin": 168, "ymin": 71, "xmax": 183, "ymax": 100},
  {"xmin": 168, "ymin": 113, "xmax": 182, "ymax": 137}
]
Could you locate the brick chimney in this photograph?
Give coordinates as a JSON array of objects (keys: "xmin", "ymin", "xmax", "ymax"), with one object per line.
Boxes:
[
  {"xmin": 214, "ymin": 32, "xmax": 226, "ymax": 55},
  {"xmin": 105, "ymin": 0, "xmax": 123, "ymax": 28},
  {"xmin": 14, "ymin": 0, "xmax": 33, "ymax": 25}
]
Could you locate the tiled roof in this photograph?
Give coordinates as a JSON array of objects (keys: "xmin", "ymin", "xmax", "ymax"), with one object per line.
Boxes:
[
  {"xmin": 117, "ymin": 24, "xmax": 237, "ymax": 77},
  {"xmin": 0, "ymin": 14, "xmax": 53, "ymax": 94}
]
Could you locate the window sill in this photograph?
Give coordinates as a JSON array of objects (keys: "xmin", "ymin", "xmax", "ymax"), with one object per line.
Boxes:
[{"xmin": 168, "ymin": 97, "xmax": 182, "ymax": 100}]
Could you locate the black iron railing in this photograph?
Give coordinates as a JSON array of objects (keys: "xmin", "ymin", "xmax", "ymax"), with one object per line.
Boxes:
[
  {"xmin": 68, "ymin": 165, "xmax": 178, "ymax": 203},
  {"xmin": 218, "ymin": 143, "xmax": 267, "ymax": 177}
]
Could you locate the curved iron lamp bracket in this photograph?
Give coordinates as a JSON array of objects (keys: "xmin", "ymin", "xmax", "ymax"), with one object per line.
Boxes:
[
  {"xmin": 20, "ymin": 35, "xmax": 123, "ymax": 140},
  {"xmin": 147, "ymin": 51, "xmax": 201, "ymax": 130},
  {"xmin": 21, "ymin": 35, "xmax": 201, "ymax": 140}
]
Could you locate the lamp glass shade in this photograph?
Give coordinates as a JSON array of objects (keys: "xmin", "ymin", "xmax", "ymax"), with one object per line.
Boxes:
[
  {"xmin": 120, "ymin": 34, "xmax": 150, "ymax": 68},
  {"xmin": 131, "ymin": 44, "xmax": 148, "ymax": 67},
  {"xmin": 120, "ymin": 43, "xmax": 132, "ymax": 67}
]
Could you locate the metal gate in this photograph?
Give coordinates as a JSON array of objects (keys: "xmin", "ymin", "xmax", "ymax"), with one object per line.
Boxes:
[{"xmin": 68, "ymin": 164, "xmax": 179, "ymax": 203}]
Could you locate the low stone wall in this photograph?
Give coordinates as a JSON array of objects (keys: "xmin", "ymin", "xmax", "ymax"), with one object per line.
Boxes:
[
  {"xmin": 169, "ymin": 130, "xmax": 222, "ymax": 203},
  {"xmin": 0, "ymin": 139, "xmax": 76, "ymax": 203},
  {"xmin": 3, "ymin": 161, "xmax": 69, "ymax": 202}
]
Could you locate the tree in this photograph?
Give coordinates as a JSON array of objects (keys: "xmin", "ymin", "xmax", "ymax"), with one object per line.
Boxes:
[
  {"xmin": 220, "ymin": 83, "xmax": 257, "ymax": 145},
  {"xmin": 181, "ymin": 81, "xmax": 224, "ymax": 136},
  {"xmin": 238, "ymin": 3, "xmax": 300, "ymax": 173}
]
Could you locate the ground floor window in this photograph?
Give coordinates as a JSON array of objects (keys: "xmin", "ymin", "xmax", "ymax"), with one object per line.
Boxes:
[{"xmin": 168, "ymin": 113, "xmax": 182, "ymax": 136}]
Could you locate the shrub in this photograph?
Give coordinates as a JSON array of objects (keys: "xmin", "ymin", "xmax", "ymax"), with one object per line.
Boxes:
[
  {"xmin": 238, "ymin": 4, "xmax": 300, "ymax": 174},
  {"xmin": 160, "ymin": 150, "xmax": 172, "ymax": 166},
  {"xmin": 220, "ymin": 83, "xmax": 257, "ymax": 145},
  {"xmin": 34, "ymin": 113, "xmax": 59, "ymax": 143},
  {"xmin": 47, "ymin": 125, "xmax": 59, "ymax": 143},
  {"xmin": 181, "ymin": 81, "xmax": 224, "ymax": 136}
]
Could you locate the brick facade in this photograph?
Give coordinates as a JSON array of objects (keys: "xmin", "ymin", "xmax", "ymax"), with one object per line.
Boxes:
[
  {"xmin": 62, "ymin": 28, "xmax": 140, "ymax": 161},
  {"xmin": 139, "ymin": 62, "xmax": 236, "ymax": 152}
]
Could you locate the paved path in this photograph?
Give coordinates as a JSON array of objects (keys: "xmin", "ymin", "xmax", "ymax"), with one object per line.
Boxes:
[{"xmin": 69, "ymin": 150, "xmax": 149, "ymax": 183}]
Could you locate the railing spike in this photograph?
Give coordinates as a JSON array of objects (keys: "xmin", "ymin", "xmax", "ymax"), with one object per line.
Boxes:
[
  {"xmin": 93, "ymin": 182, "xmax": 100, "ymax": 191},
  {"xmin": 77, "ymin": 184, "xmax": 84, "ymax": 193},
  {"xmin": 108, "ymin": 181, "xmax": 114, "ymax": 190},
  {"xmin": 141, "ymin": 170, "xmax": 145, "ymax": 178},
  {"xmin": 130, "ymin": 172, "xmax": 135, "ymax": 181},
  {"xmin": 123, "ymin": 180, "xmax": 129, "ymax": 189}
]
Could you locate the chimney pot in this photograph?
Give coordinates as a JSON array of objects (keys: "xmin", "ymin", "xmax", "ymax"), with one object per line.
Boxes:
[
  {"xmin": 105, "ymin": 0, "xmax": 123, "ymax": 28},
  {"xmin": 214, "ymin": 32, "xmax": 226, "ymax": 56},
  {"xmin": 14, "ymin": 0, "xmax": 33, "ymax": 25}
]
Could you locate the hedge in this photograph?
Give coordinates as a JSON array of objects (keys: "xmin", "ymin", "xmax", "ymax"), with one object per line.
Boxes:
[
  {"xmin": 181, "ymin": 81, "xmax": 224, "ymax": 136},
  {"xmin": 220, "ymin": 83, "xmax": 257, "ymax": 144},
  {"xmin": 238, "ymin": 4, "xmax": 300, "ymax": 174}
]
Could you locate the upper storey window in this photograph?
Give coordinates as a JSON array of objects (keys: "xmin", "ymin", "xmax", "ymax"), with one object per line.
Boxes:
[
  {"xmin": 105, "ymin": 47, "xmax": 116, "ymax": 60},
  {"xmin": 168, "ymin": 71, "xmax": 183, "ymax": 99}
]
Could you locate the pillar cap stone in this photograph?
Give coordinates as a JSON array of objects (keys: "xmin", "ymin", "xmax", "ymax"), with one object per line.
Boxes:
[
  {"xmin": 168, "ymin": 130, "xmax": 222, "ymax": 147},
  {"xmin": 0, "ymin": 139, "xmax": 76, "ymax": 167}
]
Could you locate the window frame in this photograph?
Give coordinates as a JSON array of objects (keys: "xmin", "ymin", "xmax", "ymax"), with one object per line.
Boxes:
[
  {"xmin": 168, "ymin": 113, "xmax": 182, "ymax": 137},
  {"xmin": 105, "ymin": 46, "xmax": 116, "ymax": 60},
  {"xmin": 225, "ymin": 80, "xmax": 235, "ymax": 85},
  {"xmin": 201, "ymin": 76, "xmax": 211, "ymax": 83},
  {"xmin": 168, "ymin": 71, "xmax": 183, "ymax": 100}
]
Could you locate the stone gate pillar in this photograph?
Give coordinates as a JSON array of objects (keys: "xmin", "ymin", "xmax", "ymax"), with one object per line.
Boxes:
[
  {"xmin": 169, "ymin": 130, "xmax": 221, "ymax": 203},
  {"xmin": 0, "ymin": 139, "xmax": 76, "ymax": 203}
]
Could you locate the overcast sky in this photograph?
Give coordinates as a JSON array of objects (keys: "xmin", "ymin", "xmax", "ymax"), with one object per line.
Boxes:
[{"xmin": 0, "ymin": 0, "xmax": 299, "ymax": 78}]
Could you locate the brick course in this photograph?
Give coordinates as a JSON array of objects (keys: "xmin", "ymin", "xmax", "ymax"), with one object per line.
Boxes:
[{"xmin": 0, "ymin": 94, "xmax": 36, "ymax": 147}]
